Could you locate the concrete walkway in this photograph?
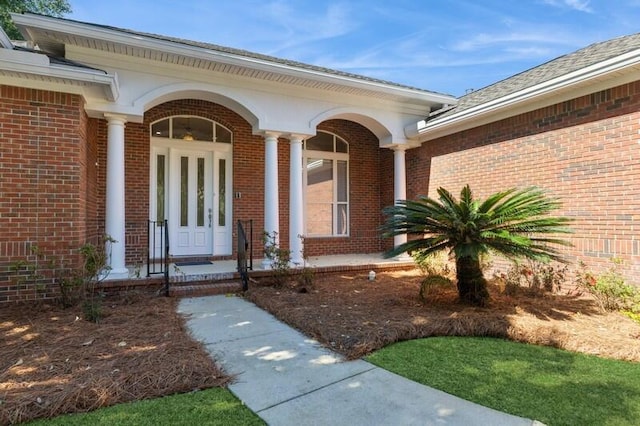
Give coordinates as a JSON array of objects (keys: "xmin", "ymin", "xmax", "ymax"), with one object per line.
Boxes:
[{"xmin": 178, "ymin": 295, "xmax": 543, "ymax": 426}]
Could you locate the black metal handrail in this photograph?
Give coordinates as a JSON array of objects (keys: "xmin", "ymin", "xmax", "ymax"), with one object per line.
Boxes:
[
  {"xmin": 237, "ymin": 219, "xmax": 253, "ymax": 291},
  {"xmin": 147, "ymin": 220, "xmax": 170, "ymax": 296}
]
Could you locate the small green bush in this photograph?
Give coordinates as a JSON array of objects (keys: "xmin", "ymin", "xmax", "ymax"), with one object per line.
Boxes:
[
  {"xmin": 293, "ymin": 234, "xmax": 314, "ymax": 291},
  {"xmin": 262, "ymin": 231, "xmax": 292, "ymax": 287},
  {"xmin": 575, "ymin": 259, "xmax": 640, "ymax": 313},
  {"xmin": 8, "ymin": 238, "xmax": 113, "ymax": 322},
  {"xmin": 413, "ymin": 251, "xmax": 452, "ymax": 278},
  {"xmin": 295, "ymin": 266, "xmax": 315, "ymax": 290}
]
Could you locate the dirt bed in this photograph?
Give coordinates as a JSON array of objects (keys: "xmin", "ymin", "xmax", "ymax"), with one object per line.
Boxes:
[
  {"xmin": 246, "ymin": 269, "xmax": 640, "ymax": 361},
  {"xmin": 0, "ymin": 295, "xmax": 229, "ymax": 425}
]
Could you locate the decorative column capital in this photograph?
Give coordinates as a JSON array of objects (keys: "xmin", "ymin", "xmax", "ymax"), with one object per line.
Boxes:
[
  {"xmin": 263, "ymin": 132, "xmax": 281, "ymax": 143},
  {"xmin": 288, "ymin": 134, "xmax": 306, "ymax": 144},
  {"xmin": 104, "ymin": 113, "xmax": 128, "ymax": 126}
]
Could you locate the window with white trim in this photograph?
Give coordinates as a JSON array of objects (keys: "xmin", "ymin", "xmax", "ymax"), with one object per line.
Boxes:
[
  {"xmin": 151, "ymin": 116, "xmax": 232, "ymax": 143},
  {"xmin": 304, "ymin": 132, "xmax": 349, "ymax": 236}
]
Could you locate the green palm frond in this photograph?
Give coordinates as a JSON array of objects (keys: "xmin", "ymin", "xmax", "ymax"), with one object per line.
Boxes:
[{"xmin": 381, "ymin": 185, "xmax": 573, "ymax": 263}]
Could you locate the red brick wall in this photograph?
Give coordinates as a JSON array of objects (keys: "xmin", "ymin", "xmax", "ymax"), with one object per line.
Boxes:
[
  {"xmin": 380, "ymin": 148, "xmax": 395, "ymax": 252},
  {"xmin": 0, "ymin": 85, "xmax": 89, "ymax": 302},
  {"xmin": 407, "ymin": 82, "xmax": 640, "ymax": 283}
]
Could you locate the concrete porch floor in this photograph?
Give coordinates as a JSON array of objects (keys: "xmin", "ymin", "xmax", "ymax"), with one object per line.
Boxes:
[
  {"xmin": 164, "ymin": 253, "xmax": 414, "ymax": 277},
  {"xmin": 104, "ymin": 253, "xmax": 416, "ymax": 297}
]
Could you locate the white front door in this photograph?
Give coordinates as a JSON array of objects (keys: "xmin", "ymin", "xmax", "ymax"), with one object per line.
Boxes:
[
  {"xmin": 171, "ymin": 150, "xmax": 213, "ymax": 256},
  {"xmin": 150, "ymin": 142, "xmax": 232, "ymax": 258}
]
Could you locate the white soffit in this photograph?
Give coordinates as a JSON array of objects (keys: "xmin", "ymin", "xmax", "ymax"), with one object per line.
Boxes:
[{"xmin": 10, "ymin": 13, "xmax": 456, "ymax": 109}]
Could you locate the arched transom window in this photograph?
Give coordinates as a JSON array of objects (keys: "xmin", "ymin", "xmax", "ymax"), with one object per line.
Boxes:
[
  {"xmin": 151, "ymin": 116, "xmax": 232, "ymax": 143},
  {"xmin": 303, "ymin": 131, "xmax": 349, "ymax": 236}
]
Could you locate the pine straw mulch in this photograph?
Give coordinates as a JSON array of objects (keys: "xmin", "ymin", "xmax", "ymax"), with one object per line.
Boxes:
[
  {"xmin": 3, "ymin": 270, "xmax": 640, "ymax": 425},
  {"xmin": 246, "ymin": 269, "xmax": 640, "ymax": 361},
  {"xmin": 0, "ymin": 294, "xmax": 230, "ymax": 425}
]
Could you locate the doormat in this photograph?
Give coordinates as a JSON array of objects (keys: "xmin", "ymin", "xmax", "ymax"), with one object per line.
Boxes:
[{"xmin": 174, "ymin": 261, "xmax": 213, "ymax": 267}]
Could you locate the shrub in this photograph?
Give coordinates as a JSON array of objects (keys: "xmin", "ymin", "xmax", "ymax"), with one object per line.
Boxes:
[
  {"xmin": 293, "ymin": 234, "xmax": 315, "ymax": 291},
  {"xmin": 262, "ymin": 231, "xmax": 292, "ymax": 287},
  {"xmin": 575, "ymin": 259, "xmax": 640, "ymax": 313},
  {"xmin": 495, "ymin": 260, "xmax": 567, "ymax": 295},
  {"xmin": 413, "ymin": 251, "xmax": 453, "ymax": 278},
  {"xmin": 8, "ymin": 238, "xmax": 113, "ymax": 322}
]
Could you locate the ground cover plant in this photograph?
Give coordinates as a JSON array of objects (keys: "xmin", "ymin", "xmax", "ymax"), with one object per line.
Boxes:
[{"xmin": 367, "ymin": 337, "xmax": 640, "ymax": 426}]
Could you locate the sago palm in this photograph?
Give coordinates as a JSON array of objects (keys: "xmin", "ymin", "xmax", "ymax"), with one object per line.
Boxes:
[{"xmin": 381, "ymin": 185, "xmax": 573, "ymax": 306}]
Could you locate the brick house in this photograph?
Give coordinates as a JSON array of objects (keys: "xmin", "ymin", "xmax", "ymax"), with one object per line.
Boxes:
[{"xmin": 0, "ymin": 13, "xmax": 638, "ymax": 302}]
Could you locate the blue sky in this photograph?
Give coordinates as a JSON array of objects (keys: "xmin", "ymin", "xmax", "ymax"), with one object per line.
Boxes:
[{"xmin": 67, "ymin": 0, "xmax": 640, "ymax": 97}]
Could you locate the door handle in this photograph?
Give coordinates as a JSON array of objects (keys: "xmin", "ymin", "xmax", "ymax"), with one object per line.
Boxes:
[{"xmin": 208, "ymin": 208, "xmax": 212, "ymax": 228}]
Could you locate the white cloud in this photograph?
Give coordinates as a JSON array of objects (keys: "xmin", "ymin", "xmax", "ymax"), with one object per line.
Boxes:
[
  {"xmin": 542, "ymin": 0, "xmax": 594, "ymax": 13},
  {"xmin": 254, "ymin": 1, "xmax": 359, "ymax": 56},
  {"xmin": 450, "ymin": 31, "xmax": 574, "ymax": 53}
]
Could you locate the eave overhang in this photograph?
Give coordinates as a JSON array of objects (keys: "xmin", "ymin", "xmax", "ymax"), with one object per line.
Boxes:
[
  {"xmin": 406, "ymin": 47, "xmax": 640, "ymax": 142},
  {"xmin": 10, "ymin": 13, "xmax": 456, "ymax": 111},
  {"xmin": 0, "ymin": 47, "xmax": 119, "ymax": 101}
]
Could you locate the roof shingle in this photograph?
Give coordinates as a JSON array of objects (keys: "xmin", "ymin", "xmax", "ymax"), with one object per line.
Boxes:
[{"xmin": 435, "ymin": 32, "xmax": 640, "ymax": 119}]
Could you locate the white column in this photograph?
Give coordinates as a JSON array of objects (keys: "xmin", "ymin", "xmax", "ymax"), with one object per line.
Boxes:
[
  {"xmin": 393, "ymin": 146, "xmax": 410, "ymax": 257},
  {"xmin": 262, "ymin": 133, "xmax": 280, "ymax": 269},
  {"xmin": 104, "ymin": 114, "xmax": 129, "ymax": 277},
  {"xmin": 289, "ymin": 135, "xmax": 304, "ymax": 266}
]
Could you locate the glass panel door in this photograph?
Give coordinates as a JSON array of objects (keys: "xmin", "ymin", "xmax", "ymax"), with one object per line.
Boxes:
[
  {"xmin": 213, "ymin": 152, "xmax": 232, "ymax": 255},
  {"xmin": 171, "ymin": 150, "xmax": 213, "ymax": 256},
  {"xmin": 149, "ymin": 149, "xmax": 168, "ymax": 259}
]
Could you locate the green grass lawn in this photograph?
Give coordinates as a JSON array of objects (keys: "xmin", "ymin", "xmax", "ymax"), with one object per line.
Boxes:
[
  {"xmin": 367, "ymin": 337, "xmax": 640, "ymax": 426},
  {"xmin": 27, "ymin": 388, "xmax": 264, "ymax": 426}
]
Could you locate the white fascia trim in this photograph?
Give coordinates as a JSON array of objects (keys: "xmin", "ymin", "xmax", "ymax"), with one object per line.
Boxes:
[
  {"xmin": 0, "ymin": 49, "xmax": 119, "ymax": 100},
  {"xmin": 407, "ymin": 48, "xmax": 640, "ymax": 140},
  {"xmin": 11, "ymin": 13, "xmax": 456, "ymax": 106},
  {"xmin": 47, "ymin": 64, "xmax": 119, "ymax": 101},
  {"xmin": 0, "ymin": 26, "xmax": 13, "ymax": 48}
]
